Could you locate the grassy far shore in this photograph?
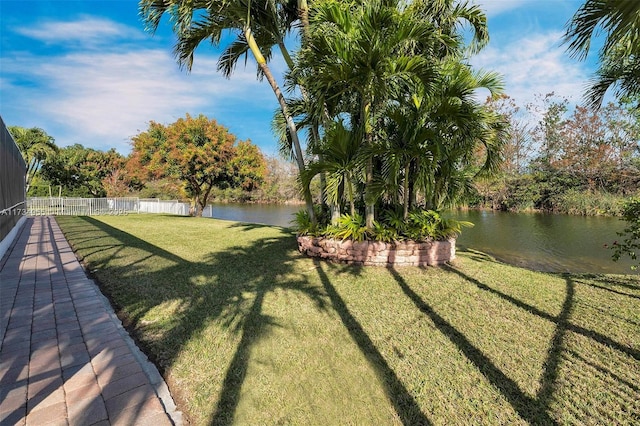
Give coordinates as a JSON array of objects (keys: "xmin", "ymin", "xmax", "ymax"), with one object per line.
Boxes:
[{"xmin": 56, "ymin": 215, "xmax": 639, "ymax": 425}]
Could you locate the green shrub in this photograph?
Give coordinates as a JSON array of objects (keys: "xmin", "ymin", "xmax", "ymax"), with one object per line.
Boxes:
[
  {"xmin": 609, "ymin": 197, "xmax": 640, "ymax": 270},
  {"xmin": 439, "ymin": 217, "xmax": 474, "ymax": 239},
  {"xmin": 292, "ymin": 209, "xmax": 318, "ymax": 236},
  {"xmin": 553, "ymin": 189, "xmax": 625, "ymax": 216},
  {"xmin": 370, "ymin": 221, "xmax": 399, "ymax": 242},
  {"xmin": 325, "ymin": 213, "xmax": 368, "ymax": 242},
  {"xmin": 292, "ymin": 206, "xmax": 473, "ymax": 242},
  {"xmin": 405, "ymin": 210, "xmax": 441, "ymax": 241},
  {"xmin": 292, "ymin": 205, "xmax": 331, "ymax": 236}
]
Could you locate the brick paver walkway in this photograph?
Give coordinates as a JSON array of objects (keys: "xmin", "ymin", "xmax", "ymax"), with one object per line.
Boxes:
[{"xmin": 0, "ymin": 217, "xmax": 181, "ymax": 425}]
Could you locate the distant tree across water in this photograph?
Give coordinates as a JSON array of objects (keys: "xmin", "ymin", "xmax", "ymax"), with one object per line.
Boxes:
[
  {"xmin": 474, "ymin": 93, "xmax": 639, "ymax": 215},
  {"xmin": 128, "ymin": 114, "xmax": 267, "ymax": 216}
]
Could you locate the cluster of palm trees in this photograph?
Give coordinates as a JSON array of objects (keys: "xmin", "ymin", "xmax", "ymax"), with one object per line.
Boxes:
[{"xmin": 289, "ymin": 0, "xmax": 507, "ymax": 229}]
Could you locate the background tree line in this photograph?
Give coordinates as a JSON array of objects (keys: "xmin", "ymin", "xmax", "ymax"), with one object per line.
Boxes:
[
  {"xmin": 10, "ymin": 114, "xmax": 306, "ymax": 213},
  {"xmin": 472, "ymin": 94, "xmax": 639, "ymax": 215}
]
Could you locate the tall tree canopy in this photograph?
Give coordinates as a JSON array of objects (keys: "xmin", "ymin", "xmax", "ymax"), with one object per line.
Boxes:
[
  {"xmin": 231, "ymin": 140, "xmax": 268, "ymax": 191},
  {"xmin": 130, "ymin": 114, "xmax": 265, "ymax": 215},
  {"xmin": 40, "ymin": 144, "xmax": 126, "ymax": 198}
]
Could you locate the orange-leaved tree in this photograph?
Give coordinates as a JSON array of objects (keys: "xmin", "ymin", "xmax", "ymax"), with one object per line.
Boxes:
[
  {"xmin": 230, "ymin": 140, "xmax": 267, "ymax": 191},
  {"xmin": 130, "ymin": 114, "xmax": 263, "ymax": 216}
]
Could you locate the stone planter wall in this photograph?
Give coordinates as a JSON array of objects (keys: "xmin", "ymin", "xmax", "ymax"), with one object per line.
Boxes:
[{"xmin": 297, "ymin": 236, "xmax": 456, "ymax": 267}]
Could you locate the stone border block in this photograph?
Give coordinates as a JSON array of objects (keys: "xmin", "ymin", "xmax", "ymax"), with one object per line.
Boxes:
[{"xmin": 297, "ymin": 236, "xmax": 456, "ymax": 266}]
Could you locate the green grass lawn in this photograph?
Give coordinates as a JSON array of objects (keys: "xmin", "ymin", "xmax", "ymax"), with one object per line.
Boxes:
[{"xmin": 56, "ymin": 214, "xmax": 640, "ymax": 425}]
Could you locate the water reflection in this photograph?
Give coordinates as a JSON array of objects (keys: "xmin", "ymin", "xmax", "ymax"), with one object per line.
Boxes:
[
  {"xmin": 452, "ymin": 210, "xmax": 634, "ymax": 274},
  {"xmin": 208, "ymin": 203, "xmax": 300, "ymax": 228},
  {"xmin": 206, "ymin": 204, "xmax": 635, "ymax": 274}
]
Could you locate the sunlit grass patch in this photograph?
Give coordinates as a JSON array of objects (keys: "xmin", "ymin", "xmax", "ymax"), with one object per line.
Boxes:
[{"xmin": 56, "ymin": 215, "xmax": 639, "ymax": 425}]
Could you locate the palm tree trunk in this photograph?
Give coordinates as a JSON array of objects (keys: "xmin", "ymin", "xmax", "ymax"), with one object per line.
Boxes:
[
  {"xmin": 279, "ymin": 24, "xmax": 333, "ymax": 219},
  {"xmin": 25, "ymin": 159, "xmax": 39, "ymax": 194},
  {"xmin": 408, "ymin": 159, "xmax": 416, "ymax": 212},
  {"xmin": 403, "ymin": 163, "xmax": 410, "ymax": 220},
  {"xmin": 331, "ymin": 179, "xmax": 342, "ymax": 225},
  {"xmin": 365, "ymin": 158, "xmax": 374, "ymax": 227},
  {"xmin": 313, "ymin": 125, "xmax": 329, "ymax": 212},
  {"xmin": 278, "ymin": 42, "xmax": 295, "ymax": 69},
  {"xmin": 277, "ymin": 43, "xmax": 328, "ymax": 212},
  {"xmin": 362, "ymin": 94, "xmax": 375, "ymax": 228},
  {"xmin": 25, "ymin": 173, "xmax": 32, "ymax": 194},
  {"xmin": 245, "ymin": 27, "xmax": 316, "ymax": 223},
  {"xmin": 347, "ymin": 178, "xmax": 355, "ymax": 217},
  {"xmin": 298, "ymin": 0, "xmax": 310, "ymax": 34}
]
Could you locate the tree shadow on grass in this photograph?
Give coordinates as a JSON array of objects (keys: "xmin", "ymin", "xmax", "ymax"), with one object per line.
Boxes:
[
  {"xmin": 61, "ymin": 216, "xmax": 440, "ymax": 425},
  {"xmin": 429, "ymin": 265, "xmax": 639, "ymax": 423},
  {"xmin": 442, "ymin": 266, "xmax": 640, "ymax": 362},
  {"xmin": 57, "ymin": 216, "xmax": 184, "ymax": 272},
  {"xmin": 573, "ymin": 275, "xmax": 640, "ymax": 300},
  {"xmin": 534, "ymin": 275, "xmax": 573, "ymax": 420},
  {"xmin": 314, "ymin": 261, "xmax": 432, "ymax": 426},
  {"xmin": 596, "ymin": 275, "xmax": 640, "ymax": 291},
  {"xmin": 61, "ymin": 216, "xmax": 328, "ymax": 425},
  {"xmin": 564, "ymin": 348, "xmax": 640, "ymax": 393},
  {"xmin": 388, "ymin": 267, "xmax": 558, "ymax": 425},
  {"xmin": 29, "ymin": 216, "xmax": 640, "ymax": 424},
  {"xmin": 455, "ymin": 247, "xmax": 503, "ymax": 264}
]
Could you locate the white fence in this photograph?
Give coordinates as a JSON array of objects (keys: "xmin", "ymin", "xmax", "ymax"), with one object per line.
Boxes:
[
  {"xmin": 27, "ymin": 197, "xmax": 191, "ymax": 216},
  {"xmin": 139, "ymin": 199, "xmax": 190, "ymax": 215},
  {"xmin": 202, "ymin": 205, "xmax": 214, "ymax": 218}
]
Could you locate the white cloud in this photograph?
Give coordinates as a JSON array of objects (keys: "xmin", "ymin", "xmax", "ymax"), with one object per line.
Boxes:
[
  {"xmin": 2, "ymin": 48, "xmax": 277, "ymax": 153},
  {"xmin": 2, "ymin": 17, "xmax": 286, "ymax": 154},
  {"xmin": 471, "ymin": 31, "xmax": 589, "ymax": 107},
  {"xmin": 14, "ymin": 15, "xmax": 145, "ymax": 47}
]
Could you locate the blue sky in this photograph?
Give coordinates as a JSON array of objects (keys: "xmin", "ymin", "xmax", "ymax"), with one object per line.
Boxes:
[{"xmin": 1, "ymin": 0, "xmax": 602, "ymax": 156}]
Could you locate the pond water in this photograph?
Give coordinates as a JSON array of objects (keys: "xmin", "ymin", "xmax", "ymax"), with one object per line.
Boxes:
[
  {"xmin": 451, "ymin": 210, "xmax": 634, "ymax": 274},
  {"xmin": 209, "ymin": 203, "xmax": 300, "ymax": 228},
  {"xmin": 208, "ymin": 203, "xmax": 636, "ymax": 274}
]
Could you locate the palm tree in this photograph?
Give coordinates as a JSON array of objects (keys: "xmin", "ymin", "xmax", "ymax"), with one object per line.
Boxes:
[
  {"xmin": 139, "ymin": 0, "xmax": 317, "ymax": 221},
  {"xmin": 302, "ymin": 121, "xmax": 363, "ymax": 222},
  {"xmin": 408, "ymin": 0, "xmax": 489, "ymax": 55},
  {"xmin": 563, "ymin": 0, "xmax": 640, "ymax": 108},
  {"xmin": 424, "ymin": 62, "xmax": 507, "ymax": 210},
  {"xmin": 380, "ymin": 97, "xmax": 436, "ymax": 219},
  {"xmin": 9, "ymin": 126, "xmax": 58, "ymax": 193},
  {"xmin": 298, "ymin": 0, "xmax": 447, "ymax": 228},
  {"xmin": 378, "ymin": 60, "xmax": 506, "ymax": 215}
]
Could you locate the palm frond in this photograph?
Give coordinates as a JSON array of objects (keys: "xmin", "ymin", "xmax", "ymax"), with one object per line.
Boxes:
[
  {"xmin": 564, "ymin": 0, "xmax": 640, "ymax": 60},
  {"xmin": 585, "ymin": 41, "xmax": 640, "ymax": 109},
  {"xmin": 218, "ymin": 35, "xmax": 250, "ymax": 77}
]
